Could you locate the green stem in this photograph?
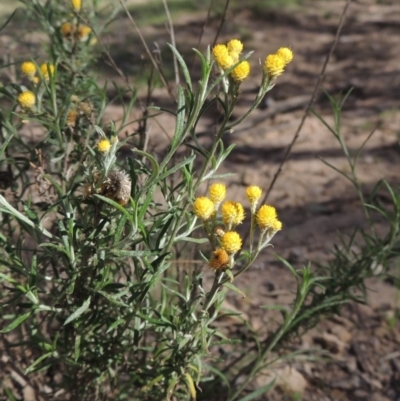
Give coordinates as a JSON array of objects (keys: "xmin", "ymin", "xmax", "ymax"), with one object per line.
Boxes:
[{"xmin": 226, "ymin": 75, "xmax": 272, "ymax": 130}]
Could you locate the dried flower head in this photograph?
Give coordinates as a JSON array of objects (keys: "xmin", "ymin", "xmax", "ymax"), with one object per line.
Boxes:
[
  {"xmin": 209, "ymin": 183, "xmax": 226, "ymax": 207},
  {"xmin": 71, "ymin": 0, "xmax": 81, "ymax": 12},
  {"xmin": 246, "ymin": 186, "xmax": 262, "ymax": 206},
  {"xmin": 231, "ymin": 60, "xmax": 250, "ymax": 83},
  {"xmin": 78, "ymin": 101, "xmax": 92, "ymax": 117},
  {"xmin": 97, "ymin": 139, "xmax": 111, "ymax": 153},
  {"xmin": 18, "ymin": 91, "xmax": 36, "ymax": 110},
  {"xmin": 221, "ymin": 201, "xmax": 245, "ymax": 229},
  {"xmin": 209, "ymin": 248, "xmax": 230, "ymax": 271},
  {"xmin": 256, "ymin": 205, "xmax": 278, "ymax": 230},
  {"xmin": 214, "ymin": 226, "xmax": 226, "ymax": 238},
  {"xmin": 263, "ymin": 54, "xmax": 286, "ymax": 78},
  {"xmin": 193, "ymin": 197, "xmax": 214, "ymax": 221},
  {"xmin": 21, "ymin": 61, "xmax": 36, "ymax": 79},
  {"xmin": 276, "ymin": 47, "xmax": 293, "ymax": 65},
  {"xmin": 221, "ymin": 231, "xmax": 242, "ymax": 254},
  {"xmin": 40, "ymin": 63, "xmax": 54, "ymax": 80},
  {"xmin": 61, "ymin": 22, "xmax": 74, "ymax": 39},
  {"xmin": 212, "ymin": 44, "xmax": 234, "ymax": 70},
  {"xmin": 66, "ymin": 110, "xmax": 78, "ymax": 127},
  {"xmin": 100, "ymin": 168, "xmax": 131, "ymax": 206}
]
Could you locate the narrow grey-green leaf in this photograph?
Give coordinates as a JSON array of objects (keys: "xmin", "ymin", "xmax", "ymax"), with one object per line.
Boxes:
[
  {"xmin": 64, "ymin": 297, "xmax": 91, "ymax": 325},
  {"xmin": 106, "ymin": 319, "xmax": 125, "ymax": 333},
  {"xmin": 171, "ymin": 85, "xmax": 186, "ymax": 148},
  {"xmin": 224, "ymin": 282, "xmax": 246, "ymax": 298},
  {"xmin": 167, "ymin": 43, "xmax": 192, "ymax": 91},
  {"xmin": 25, "ymin": 352, "xmax": 53, "ymax": 374},
  {"xmin": 1, "ymin": 312, "xmax": 31, "ymax": 333},
  {"xmin": 0, "ymin": 133, "xmax": 13, "ymax": 159}
]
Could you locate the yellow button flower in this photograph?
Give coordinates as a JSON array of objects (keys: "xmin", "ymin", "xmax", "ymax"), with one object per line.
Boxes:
[
  {"xmin": 212, "ymin": 44, "xmax": 234, "ymax": 70},
  {"xmin": 76, "ymin": 25, "xmax": 92, "ymax": 41},
  {"xmin": 276, "ymin": 47, "xmax": 293, "ymax": 65},
  {"xmin": 40, "ymin": 63, "xmax": 55, "ymax": 80},
  {"xmin": 18, "ymin": 91, "xmax": 36, "ymax": 110},
  {"xmin": 97, "ymin": 139, "xmax": 111, "ymax": 153},
  {"xmin": 21, "ymin": 61, "xmax": 36, "ymax": 79},
  {"xmin": 231, "ymin": 60, "xmax": 250, "ymax": 83},
  {"xmin": 209, "ymin": 183, "xmax": 226, "ymax": 206},
  {"xmin": 209, "ymin": 248, "xmax": 230, "ymax": 271},
  {"xmin": 256, "ymin": 205, "xmax": 278, "ymax": 230},
  {"xmin": 71, "ymin": 0, "xmax": 81, "ymax": 12},
  {"xmin": 264, "ymin": 54, "xmax": 286, "ymax": 78},
  {"xmin": 193, "ymin": 197, "xmax": 214, "ymax": 221},
  {"xmin": 227, "ymin": 39, "xmax": 243, "ymax": 55},
  {"xmin": 246, "ymin": 186, "xmax": 262, "ymax": 206},
  {"xmin": 229, "ymin": 51, "xmax": 239, "ymax": 63},
  {"xmin": 221, "ymin": 201, "xmax": 245, "ymax": 228},
  {"xmin": 221, "ymin": 231, "xmax": 242, "ymax": 254},
  {"xmin": 270, "ymin": 219, "xmax": 282, "ymax": 232}
]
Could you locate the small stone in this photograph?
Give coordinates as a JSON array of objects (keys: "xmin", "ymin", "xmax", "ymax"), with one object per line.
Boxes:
[
  {"xmin": 330, "ymin": 324, "xmax": 352, "ymax": 344},
  {"xmin": 275, "ymin": 366, "xmax": 307, "ymax": 395},
  {"xmin": 313, "ymin": 332, "xmax": 347, "ymax": 354},
  {"xmin": 370, "ymin": 392, "xmax": 391, "ymax": 401}
]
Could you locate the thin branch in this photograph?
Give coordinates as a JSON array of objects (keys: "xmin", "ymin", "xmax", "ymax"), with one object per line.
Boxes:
[
  {"xmin": 190, "ymin": 0, "xmax": 216, "ymax": 73},
  {"xmin": 119, "ymin": 0, "xmax": 175, "ymax": 101},
  {"xmin": 262, "ymin": 0, "xmax": 353, "ymax": 204},
  {"xmin": 212, "ymin": 0, "xmax": 231, "ymax": 48}
]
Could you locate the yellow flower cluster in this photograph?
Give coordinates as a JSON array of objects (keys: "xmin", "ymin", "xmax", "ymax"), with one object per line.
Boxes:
[
  {"xmin": 193, "ymin": 183, "xmax": 228, "ymax": 221},
  {"xmin": 20, "ymin": 61, "xmax": 54, "ymax": 84},
  {"xmin": 192, "ymin": 184, "xmax": 282, "ymax": 272},
  {"xmin": 212, "ymin": 44, "xmax": 233, "ymax": 70},
  {"xmin": 212, "ymin": 39, "xmax": 250, "ymax": 83},
  {"xmin": 263, "ymin": 47, "xmax": 293, "ymax": 79}
]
